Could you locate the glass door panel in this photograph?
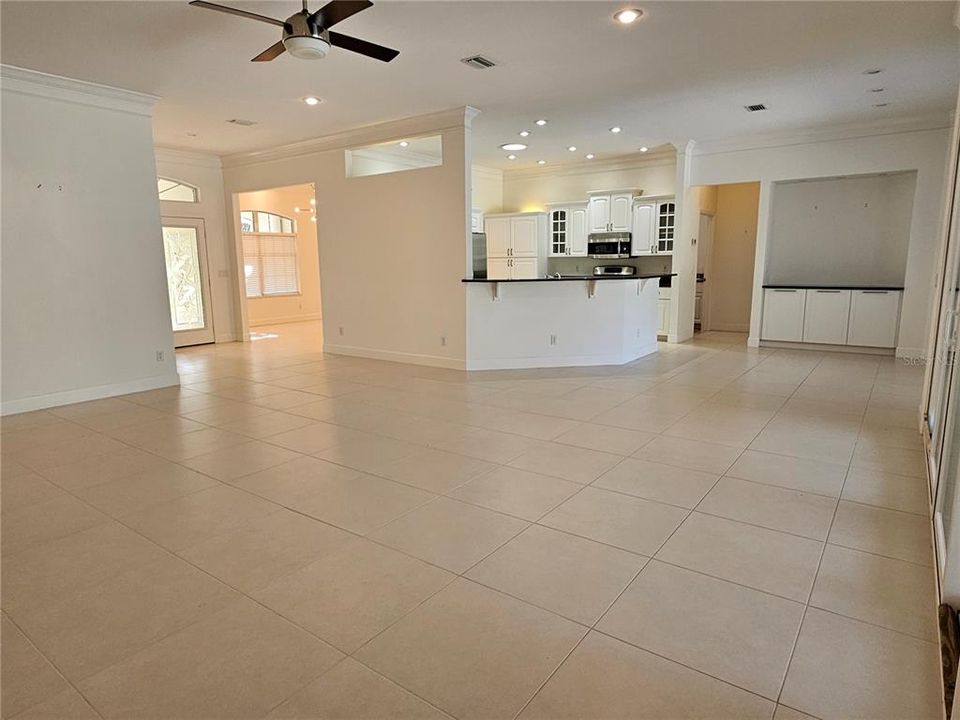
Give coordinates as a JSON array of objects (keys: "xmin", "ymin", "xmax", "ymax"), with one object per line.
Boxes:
[{"xmin": 161, "ymin": 218, "xmax": 215, "ymax": 347}]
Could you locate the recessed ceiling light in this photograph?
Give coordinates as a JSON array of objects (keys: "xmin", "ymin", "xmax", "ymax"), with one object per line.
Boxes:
[
  {"xmin": 309, "ymin": 198, "xmax": 316, "ymax": 205},
  {"xmin": 507, "ymin": 154, "xmax": 517, "ymax": 160},
  {"xmin": 294, "ymin": 206, "xmax": 301, "ymax": 213},
  {"xmin": 585, "ymin": 154, "xmax": 595, "ymax": 160},
  {"xmin": 302, "ymin": 96, "xmax": 322, "ymax": 106},
  {"xmin": 568, "ymin": 146, "xmax": 577, "ymax": 152},
  {"xmin": 868, "ymin": 87, "xmax": 885, "ymax": 93},
  {"xmin": 311, "ymin": 216, "xmax": 317, "ymax": 222},
  {"xmin": 519, "ymin": 130, "xmax": 530, "ymax": 137},
  {"xmin": 639, "ymin": 146, "xmax": 649, "ymax": 152},
  {"xmin": 501, "ymin": 142, "xmax": 528, "ymax": 151},
  {"xmin": 537, "ymin": 160, "xmax": 547, "ymax": 165},
  {"xmin": 862, "ymin": 68, "xmax": 884, "ymax": 75},
  {"xmin": 614, "ymin": 8, "xmax": 643, "ymax": 24},
  {"xmin": 535, "ymin": 119, "xmax": 548, "ymax": 126},
  {"xmin": 399, "ymin": 141, "xmax": 409, "ymax": 147},
  {"xmin": 610, "ymin": 126, "xmax": 622, "ymax": 133}
]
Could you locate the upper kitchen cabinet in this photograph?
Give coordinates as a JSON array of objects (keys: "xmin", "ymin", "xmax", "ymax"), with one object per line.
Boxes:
[
  {"xmin": 484, "ymin": 212, "xmax": 548, "ymax": 279},
  {"xmin": 656, "ymin": 200, "xmax": 676, "ymax": 254},
  {"xmin": 547, "ymin": 202, "xmax": 588, "ymax": 257},
  {"xmin": 588, "ymin": 190, "xmax": 635, "ymax": 233}
]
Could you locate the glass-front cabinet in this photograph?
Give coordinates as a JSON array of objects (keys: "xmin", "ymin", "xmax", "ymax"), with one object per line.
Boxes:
[
  {"xmin": 547, "ymin": 202, "xmax": 588, "ymax": 257},
  {"xmin": 656, "ymin": 201, "xmax": 676, "ymax": 253}
]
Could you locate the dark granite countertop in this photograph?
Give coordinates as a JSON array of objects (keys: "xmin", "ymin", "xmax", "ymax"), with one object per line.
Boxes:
[
  {"xmin": 762, "ymin": 284, "xmax": 904, "ymax": 291},
  {"xmin": 463, "ymin": 273, "xmax": 677, "ymax": 283}
]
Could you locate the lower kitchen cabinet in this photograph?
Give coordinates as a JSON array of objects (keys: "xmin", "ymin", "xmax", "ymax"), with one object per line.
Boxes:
[
  {"xmin": 761, "ymin": 288, "xmax": 806, "ymax": 342},
  {"xmin": 847, "ymin": 289, "xmax": 902, "ymax": 347},
  {"xmin": 657, "ymin": 287, "xmax": 671, "ymax": 337},
  {"xmin": 761, "ymin": 286, "xmax": 902, "ymax": 349},
  {"xmin": 803, "ymin": 289, "xmax": 851, "ymax": 345}
]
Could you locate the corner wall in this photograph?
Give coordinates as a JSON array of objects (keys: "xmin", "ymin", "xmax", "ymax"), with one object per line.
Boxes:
[
  {"xmin": 220, "ymin": 107, "xmax": 475, "ymax": 369},
  {"xmin": 1, "ymin": 66, "xmax": 178, "ymax": 414},
  {"xmin": 691, "ymin": 123, "xmax": 951, "ymax": 357}
]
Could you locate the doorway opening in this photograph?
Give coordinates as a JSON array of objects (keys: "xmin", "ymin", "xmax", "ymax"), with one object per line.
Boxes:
[
  {"xmin": 237, "ymin": 183, "xmax": 323, "ymax": 338},
  {"xmin": 693, "ymin": 183, "xmax": 760, "ymax": 336}
]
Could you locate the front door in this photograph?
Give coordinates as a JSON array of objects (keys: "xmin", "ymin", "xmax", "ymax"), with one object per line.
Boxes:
[{"xmin": 161, "ymin": 217, "xmax": 215, "ymax": 347}]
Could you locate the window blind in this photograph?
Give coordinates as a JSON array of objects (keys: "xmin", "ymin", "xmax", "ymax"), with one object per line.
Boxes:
[{"xmin": 242, "ymin": 232, "xmax": 299, "ymax": 297}]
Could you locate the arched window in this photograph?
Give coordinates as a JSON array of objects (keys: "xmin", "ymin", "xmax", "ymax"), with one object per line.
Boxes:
[
  {"xmin": 157, "ymin": 177, "xmax": 199, "ymax": 203},
  {"xmin": 240, "ymin": 211, "xmax": 299, "ymax": 297}
]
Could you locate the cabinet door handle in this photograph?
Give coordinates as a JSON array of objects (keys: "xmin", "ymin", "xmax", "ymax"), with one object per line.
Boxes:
[
  {"xmin": 772, "ymin": 289, "xmax": 798, "ymax": 293},
  {"xmin": 816, "ymin": 289, "xmax": 842, "ymax": 293},
  {"xmin": 862, "ymin": 290, "xmax": 889, "ymax": 294}
]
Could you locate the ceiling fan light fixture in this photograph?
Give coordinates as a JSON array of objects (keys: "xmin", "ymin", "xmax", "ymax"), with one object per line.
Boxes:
[{"xmin": 283, "ymin": 35, "xmax": 331, "ymax": 60}]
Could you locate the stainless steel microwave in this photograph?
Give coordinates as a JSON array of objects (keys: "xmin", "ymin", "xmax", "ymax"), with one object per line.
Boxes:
[{"xmin": 587, "ymin": 232, "xmax": 632, "ymax": 258}]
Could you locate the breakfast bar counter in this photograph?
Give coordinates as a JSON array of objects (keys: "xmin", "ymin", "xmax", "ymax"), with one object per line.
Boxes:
[{"xmin": 463, "ymin": 274, "xmax": 675, "ymax": 370}]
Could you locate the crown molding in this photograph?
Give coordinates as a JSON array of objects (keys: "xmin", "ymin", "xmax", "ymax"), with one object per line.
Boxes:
[
  {"xmin": 691, "ymin": 112, "xmax": 952, "ymax": 156},
  {"xmin": 222, "ymin": 106, "xmax": 476, "ymax": 169},
  {"xmin": 154, "ymin": 146, "xmax": 223, "ymax": 169},
  {"xmin": 502, "ymin": 147, "xmax": 676, "ymax": 182},
  {"xmin": 0, "ymin": 65, "xmax": 158, "ymax": 117}
]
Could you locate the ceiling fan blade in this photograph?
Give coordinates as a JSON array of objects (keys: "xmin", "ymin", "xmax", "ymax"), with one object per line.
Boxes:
[
  {"xmin": 309, "ymin": 1, "xmax": 372, "ymax": 29},
  {"xmin": 189, "ymin": 0, "xmax": 285, "ymax": 27},
  {"xmin": 328, "ymin": 31, "xmax": 399, "ymax": 62},
  {"xmin": 252, "ymin": 41, "xmax": 286, "ymax": 62}
]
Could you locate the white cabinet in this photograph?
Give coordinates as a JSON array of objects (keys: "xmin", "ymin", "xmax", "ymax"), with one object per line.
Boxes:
[
  {"xmin": 761, "ymin": 288, "xmax": 806, "ymax": 342},
  {"xmin": 655, "ymin": 201, "xmax": 676, "ymax": 254},
  {"xmin": 569, "ymin": 204, "xmax": 589, "ymax": 256},
  {"xmin": 484, "ymin": 212, "xmax": 548, "ymax": 279},
  {"xmin": 847, "ymin": 290, "xmax": 902, "ymax": 347},
  {"xmin": 588, "ymin": 191, "xmax": 634, "ymax": 232},
  {"xmin": 657, "ymin": 287, "xmax": 672, "ymax": 337},
  {"xmin": 802, "ymin": 290, "xmax": 851, "ymax": 344},
  {"xmin": 547, "ymin": 203, "xmax": 588, "ymax": 257},
  {"xmin": 510, "ymin": 215, "xmax": 540, "ymax": 257},
  {"xmin": 632, "ymin": 202, "xmax": 656, "ymax": 256}
]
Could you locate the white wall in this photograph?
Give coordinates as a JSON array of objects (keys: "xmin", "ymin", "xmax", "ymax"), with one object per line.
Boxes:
[
  {"xmin": 691, "ymin": 123, "xmax": 951, "ymax": 357},
  {"xmin": 767, "ymin": 173, "xmax": 915, "ymax": 287},
  {"xmin": 239, "ymin": 184, "xmax": 322, "ymax": 327},
  {"xmin": 155, "ymin": 148, "xmax": 239, "ymax": 342},
  {"xmin": 472, "ymin": 165, "xmax": 503, "ymax": 214},
  {"xmin": 220, "ymin": 107, "xmax": 475, "ymax": 368},
  {"xmin": 710, "ymin": 183, "xmax": 760, "ymax": 332},
  {"xmin": 501, "ymin": 150, "xmax": 676, "ymax": 212},
  {"xmin": 1, "ymin": 66, "xmax": 177, "ymax": 413}
]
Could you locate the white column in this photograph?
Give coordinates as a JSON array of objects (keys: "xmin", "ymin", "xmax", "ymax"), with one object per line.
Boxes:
[{"xmin": 669, "ymin": 140, "xmax": 698, "ymax": 343}]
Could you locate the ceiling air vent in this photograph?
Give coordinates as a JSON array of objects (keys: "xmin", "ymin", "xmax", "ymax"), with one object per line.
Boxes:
[
  {"xmin": 461, "ymin": 55, "xmax": 496, "ymax": 69},
  {"xmin": 744, "ymin": 104, "xmax": 767, "ymax": 113},
  {"xmin": 226, "ymin": 118, "xmax": 257, "ymax": 126}
]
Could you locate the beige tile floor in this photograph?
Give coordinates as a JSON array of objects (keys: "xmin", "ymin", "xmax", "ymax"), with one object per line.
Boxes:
[{"xmin": 1, "ymin": 322, "xmax": 942, "ymax": 720}]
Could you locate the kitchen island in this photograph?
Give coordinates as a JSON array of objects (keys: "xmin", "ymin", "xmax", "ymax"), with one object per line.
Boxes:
[{"xmin": 463, "ymin": 274, "xmax": 675, "ymax": 370}]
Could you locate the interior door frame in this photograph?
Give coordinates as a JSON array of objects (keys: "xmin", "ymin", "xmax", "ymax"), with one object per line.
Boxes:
[
  {"xmin": 697, "ymin": 211, "xmax": 715, "ymax": 332},
  {"xmin": 161, "ymin": 216, "xmax": 216, "ymax": 347}
]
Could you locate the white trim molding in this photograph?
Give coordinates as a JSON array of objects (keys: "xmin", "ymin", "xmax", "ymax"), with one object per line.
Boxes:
[
  {"xmin": 1, "ymin": 372, "xmax": 181, "ymax": 416},
  {"xmin": 323, "ymin": 343, "xmax": 466, "ymax": 370},
  {"xmin": 0, "ymin": 65, "xmax": 158, "ymax": 117},
  {"xmin": 154, "ymin": 147, "xmax": 223, "ymax": 169},
  {"xmin": 249, "ymin": 313, "xmax": 322, "ymax": 327}
]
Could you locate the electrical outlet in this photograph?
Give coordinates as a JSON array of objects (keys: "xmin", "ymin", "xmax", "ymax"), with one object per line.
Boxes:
[
  {"xmin": 440, "ymin": 336, "xmax": 447, "ymax": 347},
  {"xmin": 338, "ymin": 326, "xmax": 344, "ymax": 336},
  {"xmin": 549, "ymin": 334, "xmax": 558, "ymax": 346},
  {"xmin": 155, "ymin": 351, "xmax": 164, "ymax": 362}
]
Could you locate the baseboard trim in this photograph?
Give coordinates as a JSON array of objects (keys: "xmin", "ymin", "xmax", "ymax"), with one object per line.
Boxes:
[
  {"xmin": 466, "ymin": 343, "xmax": 658, "ymax": 371},
  {"xmin": 249, "ymin": 314, "xmax": 322, "ymax": 328},
  {"xmin": 323, "ymin": 343, "xmax": 466, "ymax": 370},
  {"xmin": 2, "ymin": 371, "xmax": 181, "ymax": 416},
  {"xmin": 759, "ymin": 340, "xmax": 894, "ymax": 356}
]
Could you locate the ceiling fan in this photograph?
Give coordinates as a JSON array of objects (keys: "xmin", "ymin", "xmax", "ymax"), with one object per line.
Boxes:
[{"xmin": 189, "ymin": 0, "xmax": 399, "ymax": 63}]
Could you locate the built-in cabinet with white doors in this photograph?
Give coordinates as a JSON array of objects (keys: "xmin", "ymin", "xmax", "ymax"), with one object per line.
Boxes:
[
  {"xmin": 484, "ymin": 212, "xmax": 548, "ymax": 279},
  {"xmin": 760, "ymin": 286, "xmax": 902, "ymax": 348},
  {"xmin": 657, "ymin": 286, "xmax": 671, "ymax": 337},
  {"xmin": 631, "ymin": 198, "xmax": 676, "ymax": 256},
  {"xmin": 588, "ymin": 191, "xmax": 633, "ymax": 233},
  {"xmin": 546, "ymin": 202, "xmax": 588, "ymax": 257}
]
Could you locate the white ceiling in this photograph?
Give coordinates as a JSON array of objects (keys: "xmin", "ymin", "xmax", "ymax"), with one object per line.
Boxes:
[{"xmin": 1, "ymin": 1, "xmax": 957, "ymax": 169}]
